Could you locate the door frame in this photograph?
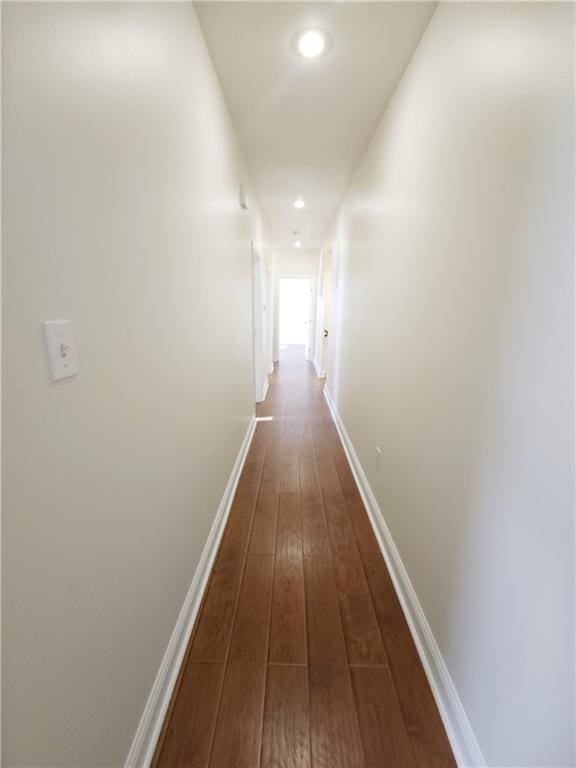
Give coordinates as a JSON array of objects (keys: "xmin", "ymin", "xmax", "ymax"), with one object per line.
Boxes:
[
  {"xmin": 278, "ymin": 276, "xmax": 314, "ymax": 360},
  {"xmin": 251, "ymin": 242, "xmax": 267, "ymax": 403}
]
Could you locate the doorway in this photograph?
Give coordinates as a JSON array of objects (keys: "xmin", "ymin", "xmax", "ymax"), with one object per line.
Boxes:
[
  {"xmin": 252, "ymin": 244, "xmax": 267, "ymax": 403},
  {"xmin": 279, "ymin": 278, "xmax": 312, "ymax": 359},
  {"xmin": 314, "ymin": 245, "xmax": 333, "ymax": 378}
]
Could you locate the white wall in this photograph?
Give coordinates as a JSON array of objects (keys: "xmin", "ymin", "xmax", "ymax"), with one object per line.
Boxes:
[
  {"xmin": 324, "ymin": 3, "xmax": 574, "ymax": 766},
  {"xmin": 279, "ymin": 279, "xmax": 311, "ymax": 345},
  {"xmin": 272, "ymin": 248, "xmax": 319, "ymax": 362},
  {"xmin": 2, "ymin": 3, "xmax": 267, "ymax": 765}
]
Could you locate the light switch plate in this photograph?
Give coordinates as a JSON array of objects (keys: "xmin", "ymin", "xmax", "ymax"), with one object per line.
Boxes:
[{"xmin": 43, "ymin": 320, "xmax": 79, "ymax": 381}]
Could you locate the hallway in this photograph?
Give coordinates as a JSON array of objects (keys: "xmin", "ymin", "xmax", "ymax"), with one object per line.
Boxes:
[
  {"xmin": 153, "ymin": 346, "xmax": 454, "ymax": 768},
  {"xmin": 2, "ymin": 3, "xmax": 574, "ymax": 766}
]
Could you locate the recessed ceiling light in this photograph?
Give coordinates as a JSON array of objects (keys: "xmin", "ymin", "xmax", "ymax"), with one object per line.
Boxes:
[
  {"xmin": 294, "ymin": 198, "xmax": 306, "ymax": 209},
  {"xmin": 294, "ymin": 29, "xmax": 331, "ymax": 59},
  {"xmin": 294, "ymin": 240, "xmax": 302, "ymax": 249}
]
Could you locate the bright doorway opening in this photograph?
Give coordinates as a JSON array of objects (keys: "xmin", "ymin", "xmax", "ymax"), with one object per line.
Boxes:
[{"xmin": 279, "ymin": 278, "xmax": 312, "ymax": 360}]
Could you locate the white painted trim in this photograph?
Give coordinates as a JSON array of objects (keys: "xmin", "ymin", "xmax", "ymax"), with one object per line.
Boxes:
[
  {"xmin": 272, "ymin": 356, "xmax": 279, "ymax": 363},
  {"xmin": 323, "ymin": 387, "xmax": 485, "ymax": 768},
  {"xmin": 313, "ymin": 358, "xmax": 326, "ymax": 379},
  {"xmin": 124, "ymin": 416, "xmax": 257, "ymax": 768},
  {"xmin": 257, "ymin": 376, "xmax": 269, "ymax": 404}
]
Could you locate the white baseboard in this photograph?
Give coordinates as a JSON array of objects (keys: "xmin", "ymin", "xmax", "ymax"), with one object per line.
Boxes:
[
  {"xmin": 313, "ymin": 358, "xmax": 326, "ymax": 379},
  {"xmin": 258, "ymin": 377, "xmax": 269, "ymax": 403},
  {"xmin": 124, "ymin": 416, "xmax": 257, "ymax": 768},
  {"xmin": 323, "ymin": 388, "xmax": 485, "ymax": 768}
]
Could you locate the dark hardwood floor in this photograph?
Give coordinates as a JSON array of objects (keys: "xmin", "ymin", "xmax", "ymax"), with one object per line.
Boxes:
[{"xmin": 153, "ymin": 345, "xmax": 456, "ymax": 768}]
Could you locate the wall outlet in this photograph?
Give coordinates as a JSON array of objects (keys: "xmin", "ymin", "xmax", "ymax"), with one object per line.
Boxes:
[{"xmin": 375, "ymin": 445, "xmax": 382, "ymax": 471}]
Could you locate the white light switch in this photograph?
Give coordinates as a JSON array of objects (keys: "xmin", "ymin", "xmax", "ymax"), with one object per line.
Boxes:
[{"xmin": 43, "ymin": 320, "xmax": 79, "ymax": 381}]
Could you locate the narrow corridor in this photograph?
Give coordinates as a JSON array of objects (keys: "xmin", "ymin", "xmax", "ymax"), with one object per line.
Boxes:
[
  {"xmin": 3, "ymin": 4, "xmax": 573, "ymax": 765},
  {"xmin": 153, "ymin": 345, "xmax": 455, "ymax": 768}
]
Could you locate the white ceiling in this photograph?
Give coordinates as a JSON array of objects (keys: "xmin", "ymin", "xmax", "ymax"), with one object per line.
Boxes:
[{"xmin": 195, "ymin": 2, "xmax": 436, "ymax": 249}]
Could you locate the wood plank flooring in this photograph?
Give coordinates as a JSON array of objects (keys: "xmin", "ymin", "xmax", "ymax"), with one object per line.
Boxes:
[{"xmin": 153, "ymin": 345, "xmax": 456, "ymax": 768}]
